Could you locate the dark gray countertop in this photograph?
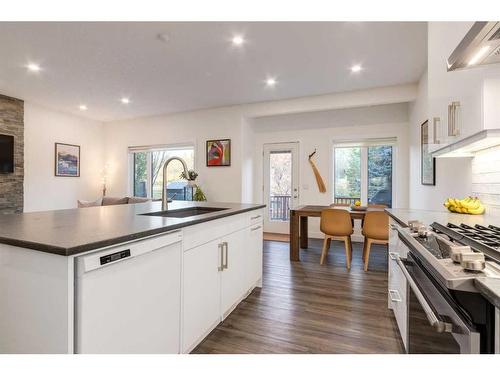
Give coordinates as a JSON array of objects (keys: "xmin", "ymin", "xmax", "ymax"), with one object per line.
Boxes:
[
  {"xmin": 475, "ymin": 278, "xmax": 500, "ymax": 309},
  {"xmin": 0, "ymin": 201, "xmax": 265, "ymax": 256}
]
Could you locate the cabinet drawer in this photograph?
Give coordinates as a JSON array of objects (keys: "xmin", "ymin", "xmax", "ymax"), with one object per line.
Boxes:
[
  {"xmin": 248, "ymin": 210, "xmax": 264, "ymax": 227},
  {"xmin": 183, "ymin": 214, "xmax": 247, "ymax": 250}
]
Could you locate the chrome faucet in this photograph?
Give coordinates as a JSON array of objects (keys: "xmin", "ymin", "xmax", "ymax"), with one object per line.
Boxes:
[{"xmin": 161, "ymin": 156, "xmax": 189, "ymax": 211}]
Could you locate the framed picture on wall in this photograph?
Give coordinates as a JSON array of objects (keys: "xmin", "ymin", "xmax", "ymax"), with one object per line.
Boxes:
[
  {"xmin": 55, "ymin": 143, "xmax": 80, "ymax": 177},
  {"xmin": 206, "ymin": 139, "xmax": 231, "ymax": 167},
  {"xmin": 421, "ymin": 120, "xmax": 436, "ymax": 185}
]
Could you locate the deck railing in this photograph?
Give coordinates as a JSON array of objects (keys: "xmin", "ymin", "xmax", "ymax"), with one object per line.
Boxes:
[
  {"xmin": 333, "ymin": 197, "xmax": 360, "ymax": 206},
  {"xmin": 269, "ymin": 195, "xmax": 291, "ymax": 221}
]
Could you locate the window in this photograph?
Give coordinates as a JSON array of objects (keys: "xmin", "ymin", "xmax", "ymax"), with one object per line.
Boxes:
[
  {"xmin": 130, "ymin": 145, "xmax": 195, "ymax": 200},
  {"xmin": 333, "ymin": 139, "xmax": 394, "ymax": 207}
]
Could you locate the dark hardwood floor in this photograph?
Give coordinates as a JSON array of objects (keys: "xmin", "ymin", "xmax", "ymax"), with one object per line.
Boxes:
[{"xmin": 192, "ymin": 239, "xmax": 404, "ymax": 354}]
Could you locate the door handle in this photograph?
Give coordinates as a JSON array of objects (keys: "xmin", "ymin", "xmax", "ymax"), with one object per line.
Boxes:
[
  {"xmin": 218, "ymin": 243, "xmax": 224, "ymax": 271},
  {"xmin": 396, "ymin": 258, "xmax": 452, "ymax": 333},
  {"xmin": 223, "ymin": 241, "xmax": 228, "ymax": 270}
]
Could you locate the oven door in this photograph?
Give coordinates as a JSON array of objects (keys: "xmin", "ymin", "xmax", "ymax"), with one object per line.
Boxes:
[{"xmin": 397, "ymin": 255, "xmax": 480, "ymax": 354}]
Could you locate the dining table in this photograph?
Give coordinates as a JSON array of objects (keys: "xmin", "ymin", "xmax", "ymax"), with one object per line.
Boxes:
[{"xmin": 289, "ymin": 205, "xmax": 383, "ymax": 261}]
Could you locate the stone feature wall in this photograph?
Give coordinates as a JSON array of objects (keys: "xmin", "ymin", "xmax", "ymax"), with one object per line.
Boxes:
[{"xmin": 0, "ymin": 94, "xmax": 24, "ymax": 214}]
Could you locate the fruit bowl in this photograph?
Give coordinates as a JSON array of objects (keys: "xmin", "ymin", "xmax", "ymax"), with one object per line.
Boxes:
[{"xmin": 350, "ymin": 205, "xmax": 367, "ymax": 211}]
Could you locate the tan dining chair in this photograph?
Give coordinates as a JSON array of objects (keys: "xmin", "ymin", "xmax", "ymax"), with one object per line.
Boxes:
[
  {"xmin": 362, "ymin": 210, "xmax": 389, "ymax": 271},
  {"xmin": 320, "ymin": 209, "xmax": 354, "ymax": 269}
]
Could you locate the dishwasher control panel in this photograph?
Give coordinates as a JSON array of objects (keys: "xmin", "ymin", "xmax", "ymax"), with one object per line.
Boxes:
[{"xmin": 100, "ymin": 249, "xmax": 131, "ymax": 265}]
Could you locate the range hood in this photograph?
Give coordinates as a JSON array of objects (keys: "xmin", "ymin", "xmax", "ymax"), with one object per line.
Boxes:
[
  {"xmin": 447, "ymin": 22, "xmax": 500, "ymax": 71},
  {"xmin": 431, "ymin": 129, "xmax": 500, "ymax": 157}
]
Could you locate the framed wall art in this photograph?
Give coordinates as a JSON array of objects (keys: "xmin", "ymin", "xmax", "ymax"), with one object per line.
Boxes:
[
  {"xmin": 421, "ymin": 120, "xmax": 435, "ymax": 185},
  {"xmin": 55, "ymin": 143, "xmax": 80, "ymax": 177},
  {"xmin": 206, "ymin": 139, "xmax": 231, "ymax": 167}
]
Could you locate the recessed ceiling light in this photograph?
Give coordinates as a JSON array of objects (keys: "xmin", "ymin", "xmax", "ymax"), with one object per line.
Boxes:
[
  {"xmin": 265, "ymin": 77, "xmax": 277, "ymax": 87},
  {"xmin": 79, "ymin": 104, "xmax": 87, "ymax": 111},
  {"xmin": 26, "ymin": 63, "xmax": 41, "ymax": 72},
  {"xmin": 120, "ymin": 97, "xmax": 130, "ymax": 104},
  {"xmin": 350, "ymin": 64, "xmax": 362, "ymax": 73},
  {"xmin": 231, "ymin": 35, "xmax": 245, "ymax": 46}
]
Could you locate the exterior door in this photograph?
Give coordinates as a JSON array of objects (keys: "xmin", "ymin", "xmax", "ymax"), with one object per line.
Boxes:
[{"xmin": 263, "ymin": 143, "xmax": 299, "ymax": 234}]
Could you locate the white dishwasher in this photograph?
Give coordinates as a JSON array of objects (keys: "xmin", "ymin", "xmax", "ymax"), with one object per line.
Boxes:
[{"xmin": 75, "ymin": 231, "xmax": 182, "ymax": 354}]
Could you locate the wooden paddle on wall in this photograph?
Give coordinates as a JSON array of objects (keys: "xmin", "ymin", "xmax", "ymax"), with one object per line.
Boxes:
[{"xmin": 308, "ymin": 149, "xmax": 327, "ymax": 193}]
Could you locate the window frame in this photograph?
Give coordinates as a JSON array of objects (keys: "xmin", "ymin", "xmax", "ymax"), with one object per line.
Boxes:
[
  {"xmin": 332, "ymin": 138, "xmax": 397, "ymax": 207},
  {"xmin": 128, "ymin": 143, "xmax": 196, "ymax": 199}
]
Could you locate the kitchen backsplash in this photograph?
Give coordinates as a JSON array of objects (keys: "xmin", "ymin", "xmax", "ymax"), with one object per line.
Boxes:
[{"xmin": 472, "ymin": 144, "xmax": 500, "ymax": 216}]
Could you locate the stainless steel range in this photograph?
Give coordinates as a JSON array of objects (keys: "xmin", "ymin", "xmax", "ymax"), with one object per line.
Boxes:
[{"xmin": 395, "ymin": 221, "xmax": 500, "ymax": 353}]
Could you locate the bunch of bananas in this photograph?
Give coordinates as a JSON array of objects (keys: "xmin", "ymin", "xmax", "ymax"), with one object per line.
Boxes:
[{"xmin": 444, "ymin": 197, "xmax": 485, "ymax": 215}]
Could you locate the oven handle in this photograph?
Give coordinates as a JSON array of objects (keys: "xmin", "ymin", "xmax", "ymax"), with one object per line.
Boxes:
[{"xmin": 396, "ymin": 257, "xmax": 453, "ymax": 334}]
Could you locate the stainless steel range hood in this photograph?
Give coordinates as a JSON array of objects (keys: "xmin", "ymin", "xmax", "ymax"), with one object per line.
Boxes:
[{"xmin": 447, "ymin": 22, "xmax": 500, "ymax": 71}]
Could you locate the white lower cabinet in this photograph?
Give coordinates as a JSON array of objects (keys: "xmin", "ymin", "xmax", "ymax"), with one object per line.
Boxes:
[
  {"xmin": 247, "ymin": 223, "xmax": 264, "ymax": 288},
  {"xmin": 220, "ymin": 230, "xmax": 248, "ymax": 316},
  {"xmin": 182, "ymin": 238, "xmax": 222, "ymax": 353},
  {"xmin": 388, "ymin": 219, "xmax": 409, "ymax": 351},
  {"xmin": 182, "ymin": 210, "xmax": 264, "ymax": 353}
]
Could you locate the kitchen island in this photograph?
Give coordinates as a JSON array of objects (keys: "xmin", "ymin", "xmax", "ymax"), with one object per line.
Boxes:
[{"xmin": 0, "ymin": 201, "xmax": 265, "ymax": 354}]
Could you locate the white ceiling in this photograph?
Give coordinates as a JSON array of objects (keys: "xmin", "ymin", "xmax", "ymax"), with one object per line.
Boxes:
[{"xmin": 0, "ymin": 22, "xmax": 427, "ymax": 122}]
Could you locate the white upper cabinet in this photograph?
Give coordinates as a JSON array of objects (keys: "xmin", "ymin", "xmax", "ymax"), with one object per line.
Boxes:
[{"xmin": 428, "ymin": 22, "xmax": 500, "ymax": 148}]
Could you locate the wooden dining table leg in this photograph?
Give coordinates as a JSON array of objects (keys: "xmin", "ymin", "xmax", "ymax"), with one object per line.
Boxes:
[
  {"xmin": 290, "ymin": 210, "xmax": 300, "ymax": 261},
  {"xmin": 300, "ymin": 215, "xmax": 309, "ymax": 249}
]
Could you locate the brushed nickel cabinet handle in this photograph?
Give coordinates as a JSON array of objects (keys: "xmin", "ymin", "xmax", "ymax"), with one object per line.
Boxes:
[
  {"xmin": 223, "ymin": 242, "xmax": 228, "ymax": 270},
  {"xmin": 218, "ymin": 243, "xmax": 224, "ymax": 271},
  {"xmin": 389, "ymin": 289, "xmax": 402, "ymax": 303},
  {"xmin": 389, "ymin": 252, "xmax": 399, "ymax": 260},
  {"xmin": 251, "ymin": 225, "xmax": 262, "ymax": 231},
  {"xmin": 251, "ymin": 215, "xmax": 262, "ymax": 220}
]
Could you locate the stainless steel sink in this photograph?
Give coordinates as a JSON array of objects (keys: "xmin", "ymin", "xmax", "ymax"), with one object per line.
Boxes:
[{"xmin": 140, "ymin": 206, "xmax": 229, "ymax": 218}]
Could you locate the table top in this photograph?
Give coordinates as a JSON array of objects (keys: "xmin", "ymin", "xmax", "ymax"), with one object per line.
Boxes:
[{"xmin": 292, "ymin": 205, "xmax": 384, "ymax": 215}]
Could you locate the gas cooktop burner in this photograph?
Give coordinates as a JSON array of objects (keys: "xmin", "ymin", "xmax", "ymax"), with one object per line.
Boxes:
[{"xmin": 430, "ymin": 222, "xmax": 500, "ymax": 263}]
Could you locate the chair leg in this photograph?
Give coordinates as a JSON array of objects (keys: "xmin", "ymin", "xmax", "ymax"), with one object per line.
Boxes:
[
  {"xmin": 343, "ymin": 237, "xmax": 351, "ymax": 270},
  {"xmin": 347, "ymin": 236, "xmax": 353, "ymax": 262},
  {"xmin": 320, "ymin": 236, "xmax": 330, "ymax": 265},
  {"xmin": 364, "ymin": 238, "xmax": 373, "ymax": 272},
  {"xmin": 362, "ymin": 239, "xmax": 367, "ymax": 263}
]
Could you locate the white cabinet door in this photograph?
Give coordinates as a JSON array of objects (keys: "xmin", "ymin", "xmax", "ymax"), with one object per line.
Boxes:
[
  {"xmin": 428, "ymin": 22, "xmax": 500, "ymax": 146},
  {"xmin": 182, "ymin": 238, "xmax": 222, "ymax": 353},
  {"xmin": 247, "ymin": 223, "xmax": 263, "ymax": 289},
  {"xmin": 220, "ymin": 229, "xmax": 248, "ymax": 316}
]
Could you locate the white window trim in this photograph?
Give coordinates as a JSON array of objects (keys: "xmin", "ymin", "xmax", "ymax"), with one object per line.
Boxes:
[
  {"xmin": 332, "ymin": 138, "xmax": 397, "ymax": 207},
  {"xmin": 128, "ymin": 143, "xmax": 196, "ymax": 198}
]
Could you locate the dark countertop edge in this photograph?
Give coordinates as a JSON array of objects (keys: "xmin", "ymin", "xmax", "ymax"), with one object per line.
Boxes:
[
  {"xmin": 0, "ymin": 204, "xmax": 266, "ymax": 257},
  {"xmin": 474, "ymin": 278, "xmax": 500, "ymax": 309},
  {"xmin": 384, "ymin": 209, "xmax": 408, "ymax": 228}
]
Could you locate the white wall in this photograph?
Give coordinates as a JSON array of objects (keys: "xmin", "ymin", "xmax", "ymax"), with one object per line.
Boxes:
[
  {"xmin": 103, "ymin": 84, "xmax": 417, "ymax": 205},
  {"xmin": 472, "ymin": 145, "xmax": 500, "ymax": 216},
  {"xmin": 252, "ymin": 103, "xmax": 410, "ymax": 238},
  {"xmin": 24, "ymin": 102, "xmax": 104, "ymax": 212},
  {"xmin": 103, "ymin": 106, "xmax": 244, "ymax": 203},
  {"xmin": 408, "ymin": 71, "xmax": 472, "ymax": 211}
]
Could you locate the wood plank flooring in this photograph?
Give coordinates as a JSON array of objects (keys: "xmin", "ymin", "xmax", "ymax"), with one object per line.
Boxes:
[{"xmin": 192, "ymin": 239, "xmax": 404, "ymax": 354}]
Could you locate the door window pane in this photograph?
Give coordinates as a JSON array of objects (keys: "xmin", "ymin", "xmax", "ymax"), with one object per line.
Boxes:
[
  {"xmin": 368, "ymin": 146, "xmax": 392, "ymax": 207},
  {"xmin": 269, "ymin": 151, "xmax": 292, "ymax": 221},
  {"xmin": 133, "ymin": 152, "xmax": 148, "ymax": 197},
  {"xmin": 334, "ymin": 147, "xmax": 361, "ymax": 205}
]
